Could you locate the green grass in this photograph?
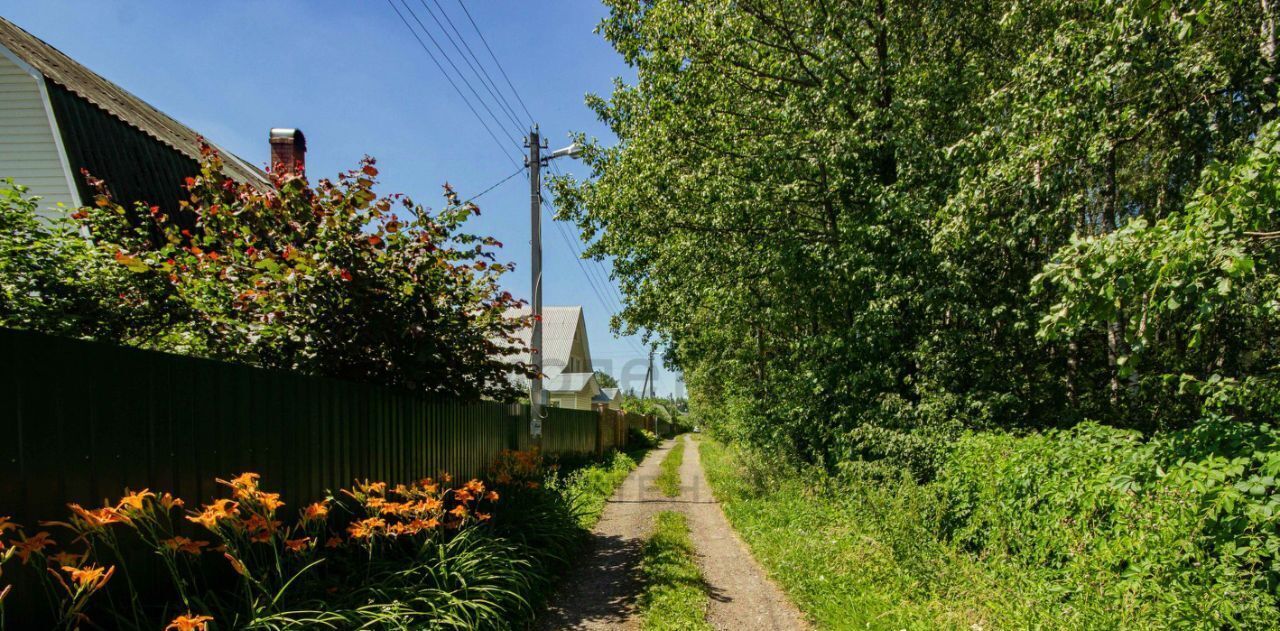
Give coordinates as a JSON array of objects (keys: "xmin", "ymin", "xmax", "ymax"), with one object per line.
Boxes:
[
  {"xmin": 639, "ymin": 511, "xmax": 712, "ymax": 631},
  {"xmin": 559, "ymin": 448, "xmax": 650, "ymax": 529},
  {"xmin": 698, "ymin": 439, "xmax": 1003, "ymax": 631},
  {"xmin": 655, "ymin": 437, "xmax": 685, "ymax": 497}
]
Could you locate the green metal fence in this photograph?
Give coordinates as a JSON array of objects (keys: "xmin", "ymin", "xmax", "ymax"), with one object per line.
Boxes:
[
  {"xmin": 540, "ymin": 407, "xmax": 599, "ymax": 455},
  {"xmin": 0, "ymin": 328, "xmax": 645, "ymax": 523}
]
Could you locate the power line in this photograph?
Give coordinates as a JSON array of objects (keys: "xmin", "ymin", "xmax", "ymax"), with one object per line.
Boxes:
[
  {"xmin": 385, "ymin": 0, "xmax": 522, "ymax": 170},
  {"xmin": 543, "ymin": 199, "xmax": 616, "ymax": 319},
  {"xmin": 424, "ymin": 0, "xmax": 528, "ymax": 134},
  {"xmin": 454, "ymin": 0, "xmax": 536, "ymax": 125},
  {"xmin": 395, "ymin": 0, "xmax": 524, "ymax": 153},
  {"xmin": 460, "ymin": 165, "xmax": 525, "ymax": 206},
  {"xmin": 540, "ymin": 181, "xmax": 624, "ymax": 317},
  {"xmin": 546, "ymin": 163, "xmax": 630, "ymax": 312},
  {"xmin": 391, "ymin": 0, "xmax": 645, "ymax": 355},
  {"xmin": 436, "ymin": 1, "xmax": 629, "ymax": 320},
  {"xmin": 540, "ymin": 190, "xmax": 647, "ymax": 356}
]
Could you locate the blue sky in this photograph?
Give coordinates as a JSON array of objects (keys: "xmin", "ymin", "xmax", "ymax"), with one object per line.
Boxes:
[{"xmin": 1, "ymin": 0, "xmax": 681, "ymax": 397}]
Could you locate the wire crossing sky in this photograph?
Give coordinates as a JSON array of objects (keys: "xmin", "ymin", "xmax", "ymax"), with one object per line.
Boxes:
[{"xmin": 0, "ymin": 0, "xmax": 680, "ymax": 397}]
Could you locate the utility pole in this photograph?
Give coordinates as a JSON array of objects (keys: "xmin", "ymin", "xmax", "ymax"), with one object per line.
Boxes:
[
  {"xmin": 641, "ymin": 349, "xmax": 655, "ymax": 399},
  {"xmin": 648, "ymin": 350, "xmax": 656, "ymax": 398},
  {"xmin": 523, "ymin": 127, "xmax": 580, "ymax": 439},
  {"xmin": 527, "ymin": 125, "xmax": 545, "ymax": 439}
]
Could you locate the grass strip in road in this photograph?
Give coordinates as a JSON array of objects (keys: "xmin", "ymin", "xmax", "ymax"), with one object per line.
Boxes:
[
  {"xmin": 639, "ymin": 511, "xmax": 713, "ymax": 631},
  {"xmin": 655, "ymin": 437, "xmax": 685, "ymax": 497}
]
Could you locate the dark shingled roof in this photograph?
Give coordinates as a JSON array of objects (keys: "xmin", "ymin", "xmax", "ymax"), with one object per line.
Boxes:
[{"xmin": 0, "ymin": 16, "xmax": 268, "ymax": 188}]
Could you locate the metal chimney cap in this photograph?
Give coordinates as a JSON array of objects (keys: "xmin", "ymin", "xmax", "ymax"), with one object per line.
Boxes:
[{"xmin": 269, "ymin": 128, "xmax": 306, "ymax": 148}]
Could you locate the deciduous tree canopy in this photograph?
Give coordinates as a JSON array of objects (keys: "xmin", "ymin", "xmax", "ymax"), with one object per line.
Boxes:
[{"xmin": 558, "ymin": 0, "xmax": 1280, "ymax": 473}]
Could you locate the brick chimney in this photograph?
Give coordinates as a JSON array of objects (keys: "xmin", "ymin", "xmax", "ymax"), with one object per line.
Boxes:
[{"xmin": 269, "ymin": 128, "xmax": 306, "ymax": 175}]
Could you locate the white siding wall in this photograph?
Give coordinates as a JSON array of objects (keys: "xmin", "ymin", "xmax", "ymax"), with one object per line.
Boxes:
[
  {"xmin": 549, "ymin": 391, "xmax": 594, "ymax": 411},
  {"xmin": 0, "ymin": 49, "xmax": 76, "ymax": 213}
]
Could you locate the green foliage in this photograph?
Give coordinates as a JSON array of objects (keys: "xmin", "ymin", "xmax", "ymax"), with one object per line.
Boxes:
[
  {"xmin": 1037, "ymin": 119, "xmax": 1280, "ymax": 422},
  {"xmin": 0, "ymin": 149, "xmax": 533, "ymax": 400},
  {"xmin": 0, "ymin": 180, "xmax": 177, "ymax": 341},
  {"xmin": 703, "ymin": 427, "xmax": 1280, "ymax": 629},
  {"xmin": 593, "ymin": 370, "xmax": 619, "ymax": 389},
  {"xmin": 628, "ymin": 427, "xmax": 660, "ymax": 450},
  {"xmin": 552, "ymin": 449, "xmax": 644, "ymax": 529},
  {"xmin": 562, "ymin": 0, "xmax": 1280, "ymax": 469},
  {"xmin": 656, "ymin": 439, "xmax": 684, "ymax": 497},
  {"xmin": 639, "ymin": 511, "xmax": 712, "ymax": 631}
]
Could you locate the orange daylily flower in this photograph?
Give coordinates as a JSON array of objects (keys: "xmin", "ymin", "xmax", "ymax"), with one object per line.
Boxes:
[
  {"xmin": 13, "ymin": 531, "xmax": 55, "ymax": 564},
  {"xmin": 0, "ymin": 516, "xmax": 18, "ymax": 535},
  {"xmin": 50, "ymin": 550, "xmax": 84, "ymax": 567},
  {"xmin": 116, "ymin": 488, "xmax": 155, "ymax": 513},
  {"xmin": 453, "ymin": 489, "xmax": 473, "ymax": 503},
  {"xmin": 302, "ymin": 501, "xmax": 329, "ymax": 523},
  {"xmin": 476, "ymin": 512, "xmax": 491, "ymax": 522},
  {"xmin": 187, "ymin": 499, "xmax": 239, "ymax": 530},
  {"xmin": 449, "ymin": 505, "xmax": 468, "ymax": 518},
  {"xmin": 465, "ymin": 479, "xmax": 485, "ymax": 495},
  {"xmin": 257, "ymin": 492, "xmax": 285, "ymax": 513},
  {"xmin": 61, "ymin": 564, "xmax": 114, "ymax": 593},
  {"xmin": 325, "ymin": 535, "xmax": 343, "ymax": 549},
  {"xmin": 158, "ymin": 493, "xmax": 185, "ymax": 511},
  {"xmin": 379, "ymin": 502, "xmax": 411, "ymax": 517},
  {"xmin": 485, "ymin": 490, "xmax": 500, "ymax": 502},
  {"xmin": 162, "ymin": 537, "xmax": 209, "ymax": 555},
  {"xmin": 284, "ymin": 537, "xmax": 311, "ymax": 553},
  {"xmin": 165, "ymin": 613, "xmax": 215, "ymax": 631},
  {"xmin": 68, "ymin": 503, "xmax": 132, "ymax": 529},
  {"xmin": 217, "ymin": 472, "xmax": 261, "ymax": 499},
  {"xmin": 347, "ymin": 517, "xmax": 387, "ymax": 539},
  {"xmin": 243, "ymin": 514, "xmax": 281, "ymax": 543}
]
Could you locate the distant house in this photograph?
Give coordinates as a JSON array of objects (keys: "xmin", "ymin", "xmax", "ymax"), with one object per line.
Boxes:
[
  {"xmin": 0, "ymin": 16, "xmax": 274, "ymax": 215},
  {"xmin": 593, "ymin": 387, "xmax": 622, "ymax": 411},
  {"xmin": 502, "ymin": 306, "xmax": 602, "ymax": 410}
]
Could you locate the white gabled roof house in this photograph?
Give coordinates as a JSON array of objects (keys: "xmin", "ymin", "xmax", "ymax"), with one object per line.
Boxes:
[{"xmin": 502, "ymin": 306, "xmax": 602, "ymax": 411}]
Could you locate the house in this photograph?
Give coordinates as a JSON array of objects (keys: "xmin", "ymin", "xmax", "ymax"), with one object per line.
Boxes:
[
  {"xmin": 502, "ymin": 306, "xmax": 602, "ymax": 410},
  {"xmin": 0, "ymin": 16, "xmax": 275, "ymax": 216},
  {"xmin": 593, "ymin": 387, "xmax": 622, "ymax": 410}
]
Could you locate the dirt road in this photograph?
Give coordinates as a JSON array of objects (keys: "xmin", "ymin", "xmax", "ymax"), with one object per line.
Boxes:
[{"xmin": 539, "ymin": 435, "xmax": 807, "ymax": 630}]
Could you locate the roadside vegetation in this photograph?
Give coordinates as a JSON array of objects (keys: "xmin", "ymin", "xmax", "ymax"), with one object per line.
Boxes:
[
  {"xmin": 553, "ymin": 447, "xmax": 649, "ymax": 529},
  {"xmin": 638, "ymin": 512, "xmax": 711, "ymax": 631},
  {"xmin": 702, "ymin": 432, "xmax": 1280, "ymax": 629},
  {"xmin": 655, "ymin": 438, "xmax": 685, "ymax": 497},
  {"xmin": 563, "ymin": 1, "xmax": 1280, "ymax": 626},
  {"xmin": 0, "ymin": 446, "xmax": 649, "ymax": 630}
]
